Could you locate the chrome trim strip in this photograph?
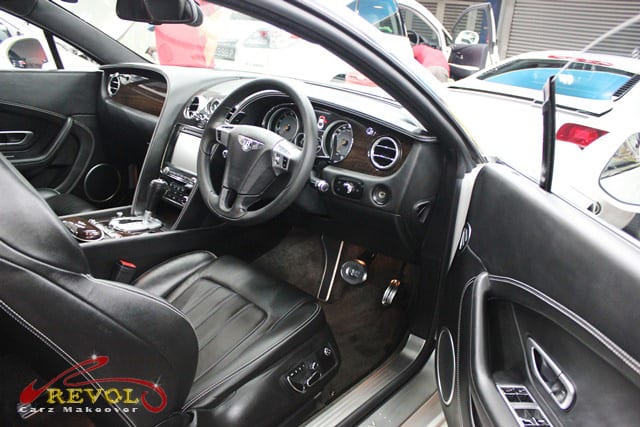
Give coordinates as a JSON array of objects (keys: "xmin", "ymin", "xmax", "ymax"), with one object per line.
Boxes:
[
  {"xmin": 358, "ymin": 354, "xmax": 437, "ymax": 426},
  {"xmin": 0, "ymin": 130, "xmax": 33, "ymax": 147},
  {"xmin": 401, "ymin": 392, "xmax": 447, "ymax": 427},
  {"xmin": 436, "ymin": 327, "xmax": 456, "ymax": 406},
  {"xmin": 317, "ymin": 237, "xmax": 344, "ymax": 302},
  {"xmin": 303, "ymin": 334, "xmax": 425, "ymax": 427}
]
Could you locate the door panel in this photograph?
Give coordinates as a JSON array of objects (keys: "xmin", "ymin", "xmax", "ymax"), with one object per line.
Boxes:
[
  {"xmin": 448, "ymin": 2, "xmax": 496, "ymax": 80},
  {"xmin": 439, "ymin": 164, "xmax": 640, "ymax": 426},
  {"xmin": 0, "ymin": 70, "xmax": 101, "ymax": 193}
]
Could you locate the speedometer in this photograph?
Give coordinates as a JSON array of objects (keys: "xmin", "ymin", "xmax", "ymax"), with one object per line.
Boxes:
[
  {"xmin": 323, "ymin": 121, "xmax": 354, "ymax": 163},
  {"xmin": 267, "ymin": 107, "xmax": 299, "ymax": 141}
]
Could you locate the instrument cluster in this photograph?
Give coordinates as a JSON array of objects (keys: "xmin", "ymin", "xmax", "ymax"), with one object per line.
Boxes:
[{"xmin": 262, "ymin": 103, "xmax": 355, "ymax": 164}]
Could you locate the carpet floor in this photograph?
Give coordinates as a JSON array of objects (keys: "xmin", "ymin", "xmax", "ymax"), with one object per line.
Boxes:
[{"xmin": 253, "ymin": 227, "xmax": 415, "ymax": 398}]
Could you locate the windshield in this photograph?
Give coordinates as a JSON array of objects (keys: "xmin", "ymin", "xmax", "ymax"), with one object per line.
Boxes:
[{"xmin": 50, "ymin": 0, "xmax": 426, "ymax": 99}]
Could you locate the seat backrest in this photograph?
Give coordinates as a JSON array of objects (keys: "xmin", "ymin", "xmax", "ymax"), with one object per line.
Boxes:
[{"xmin": 0, "ymin": 154, "xmax": 198, "ymax": 426}]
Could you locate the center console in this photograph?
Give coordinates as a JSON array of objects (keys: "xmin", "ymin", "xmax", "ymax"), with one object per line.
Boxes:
[
  {"xmin": 63, "ymin": 125, "xmax": 206, "ymax": 243},
  {"xmin": 159, "ymin": 125, "xmax": 201, "ymax": 208}
]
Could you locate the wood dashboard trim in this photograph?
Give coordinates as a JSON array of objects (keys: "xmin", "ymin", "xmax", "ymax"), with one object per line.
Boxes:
[{"xmin": 111, "ymin": 77, "xmax": 166, "ymax": 117}]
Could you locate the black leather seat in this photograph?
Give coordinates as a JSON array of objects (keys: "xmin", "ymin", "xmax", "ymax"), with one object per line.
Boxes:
[
  {"xmin": 37, "ymin": 188, "xmax": 95, "ymax": 216},
  {"xmin": 0, "ymin": 154, "xmax": 337, "ymax": 426}
]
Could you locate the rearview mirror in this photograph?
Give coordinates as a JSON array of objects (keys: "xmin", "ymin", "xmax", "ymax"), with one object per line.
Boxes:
[
  {"xmin": 116, "ymin": 0, "xmax": 203, "ymax": 26},
  {"xmin": 0, "ymin": 36, "xmax": 47, "ymax": 69},
  {"xmin": 599, "ymin": 133, "xmax": 640, "ymax": 206}
]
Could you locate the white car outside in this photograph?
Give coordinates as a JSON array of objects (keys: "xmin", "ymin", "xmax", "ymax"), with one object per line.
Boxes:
[
  {"xmin": 0, "ymin": 10, "xmax": 98, "ymax": 70},
  {"xmin": 213, "ymin": 0, "xmax": 416, "ymax": 82},
  {"xmin": 447, "ymin": 50, "xmax": 640, "ymax": 229},
  {"xmin": 212, "ymin": 0, "xmax": 498, "ymax": 82}
]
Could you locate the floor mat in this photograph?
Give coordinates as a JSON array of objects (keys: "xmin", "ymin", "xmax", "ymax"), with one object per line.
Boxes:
[{"xmin": 253, "ymin": 227, "xmax": 415, "ymax": 398}]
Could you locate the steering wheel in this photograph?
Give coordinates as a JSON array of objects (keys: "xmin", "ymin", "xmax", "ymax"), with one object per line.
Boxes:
[
  {"xmin": 197, "ymin": 78, "xmax": 317, "ymax": 225},
  {"xmin": 407, "ymin": 30, "xmax": 426, "ymax": 46}
]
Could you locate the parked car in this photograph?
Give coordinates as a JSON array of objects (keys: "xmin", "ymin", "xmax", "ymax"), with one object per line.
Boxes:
[
  {"xmin": 214, "ymin": 0, "xmax": 499, "ymax": 82},
  {"xmin": 447, "ymin": 50, "xmax": 640, "ymax": 230},
  {"xmin": 0, "ymin": 1, "xmax": 639, "ymax": 427},
  {"xmin": 211, "ymin": 0, "xmax": 416, "ymax": 82},
  {"xmin": 0, "ymin": 9, "xmax": 98, "ymax": 69}
]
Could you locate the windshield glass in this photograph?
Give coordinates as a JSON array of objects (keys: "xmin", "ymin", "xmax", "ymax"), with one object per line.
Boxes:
[{"xmin": 50, "ymin": 0, "xmax": 429, "ymax": 99}]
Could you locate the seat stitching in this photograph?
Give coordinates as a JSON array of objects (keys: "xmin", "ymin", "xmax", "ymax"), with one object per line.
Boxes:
[
  {"xmin": 195, "ymin": 302, "xmax": 252, "ymax": 352},
  {"xmin": 1, "ymin": 256, "xmax": 186, "ymax": 367},
  {"xmin": 265, "ymin": 298, "xmax": 309, "ymax": 333},
  {"xmin": 0, "ymin": 237, "xmax": 87, "ymax": 275},
  {"xmin": 193, "ymin": 305, "xmax": 267, "ymax": 381},
  {"xmin": 0, "ymin": 299, "xmax": 134, "ymax": 427},
  {"xmin": 87, "ymin": 276, "xmax": 193, "ymax": 326},
  {"xmin": 191, "ymin": 292, "xmax": 238, "ymax": 330},
  {"xmin": 179, "ymin": 284, "xmax": 222, "ymax": 315},
  {"xmin": 133, "ymin": 251, "xmax": 216, "ymax": 286},
  {"xmin": 182, "ymin": 302, "xmax": 321, "ymax": 410},
  {"xmin": 162, "ymin": 266, "xmax": 218, "ymax": 303},
  {"xmin": 0, "ymin": 236, "xmax": 198, "ymax": 328}
]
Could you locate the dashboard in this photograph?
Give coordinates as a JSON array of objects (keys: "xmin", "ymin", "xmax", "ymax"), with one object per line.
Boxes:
[{"xmin": 99, "ymin": 65, "xmax": 443, "ymax": 260}]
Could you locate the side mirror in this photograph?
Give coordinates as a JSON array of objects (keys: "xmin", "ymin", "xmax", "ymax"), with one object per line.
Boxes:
[
  {"xmin": 0, "ymin": 36, "xmax": 47, "ymax": 69},
  {"xmin": 599, "ymin": 133, "xmax": 640, "ymax": 206},
  {"xmin": 116, "ymin": 0, "xmax": 203, "ymax": 26},
  {"xmin": 454, "ymin": 30, "xmax": 479, "ymax": 45}
]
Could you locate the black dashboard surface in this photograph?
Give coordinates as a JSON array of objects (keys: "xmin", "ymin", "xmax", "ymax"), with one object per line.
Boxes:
[{"xmin": 99, "ymin": 64, "xmax": 443, "ymax": 259}]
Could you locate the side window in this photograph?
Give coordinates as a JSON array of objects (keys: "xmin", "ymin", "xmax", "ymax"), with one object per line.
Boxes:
[
  {"xmin": 52, "ymin": 36, "xmax": 99, "ymax": 70},
  {"xmin": 0, "ymin": 10, "xmax": 97, "ymax": 70},
  {"xmin": 400, "ymin": 6, "xmax": 441, "ymax": 50}
]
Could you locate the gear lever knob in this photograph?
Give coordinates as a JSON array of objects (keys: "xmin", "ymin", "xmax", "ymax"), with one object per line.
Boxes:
[{"xmin": 145, "ymin": 178, "xmax": 168, "ymax": 216}]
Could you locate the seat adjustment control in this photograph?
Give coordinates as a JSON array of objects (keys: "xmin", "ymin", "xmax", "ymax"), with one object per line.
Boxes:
[{"xmin": 284, "ymin": 344, "xmax": 337, "ymax": 394}]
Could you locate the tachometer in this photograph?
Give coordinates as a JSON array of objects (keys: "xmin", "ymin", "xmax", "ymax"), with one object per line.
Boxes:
[
  {"xmin": 267, "ymin": 107, "xmax": 299, "ymax": 141},
  {"xmin": 323, "ymin": 120, "xmax": 354, "ymax": 163}
]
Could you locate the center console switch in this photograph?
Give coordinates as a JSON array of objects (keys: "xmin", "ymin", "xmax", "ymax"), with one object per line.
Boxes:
[
  {"xmin": 284, "ymin": 344, "xmax": 338, "ymax": 394},
  {"xmin": 161, "ymin": 166, "xmax": 196, "ymax": 207},
  {"xmin": 333, "ymin": 176, "xmax": 364, "ymax": 200}
]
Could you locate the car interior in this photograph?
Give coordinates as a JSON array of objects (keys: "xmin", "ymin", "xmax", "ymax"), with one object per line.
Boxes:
[{"xmin": 1, "ymin": 1, "xmax": 640, "ymax": 427}]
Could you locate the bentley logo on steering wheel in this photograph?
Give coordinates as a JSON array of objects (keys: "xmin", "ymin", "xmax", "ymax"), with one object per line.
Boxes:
[{"xmin": 238, "ymin": 135, "xmax": 264, "ymax": 152}]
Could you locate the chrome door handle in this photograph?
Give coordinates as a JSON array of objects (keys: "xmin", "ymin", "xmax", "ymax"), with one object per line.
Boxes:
[
  {"xmin": 527, "ymin": 338, "xmax": 576, "ymax": 410},
  {"xmin": 0, "ymin": 131, "xmax": 33, "ymax": 147}
]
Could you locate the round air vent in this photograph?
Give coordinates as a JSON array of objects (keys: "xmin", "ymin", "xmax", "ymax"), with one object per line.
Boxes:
[
  {"xmin": 107, "ymin": 74, "xmax": 120, "ymax": 97},
  {"xmin": 184, "ymin": 96, "xmax": 204, "ymax": 119},
  {"xmin": 369, "ymin": 136, "xmax": 400, "ymax": 170}
]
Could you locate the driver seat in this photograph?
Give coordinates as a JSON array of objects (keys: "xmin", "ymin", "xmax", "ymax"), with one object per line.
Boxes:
[{"xmin": 0, "ymin": 153, "xmax": 338, "ymax": 426}]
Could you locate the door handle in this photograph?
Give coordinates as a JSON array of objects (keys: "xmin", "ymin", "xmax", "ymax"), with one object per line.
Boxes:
[
  {"xmin": 527, "ymin": 338, "xmax": 575, "ymax": 410},
  {"xmin": 0, "ymin": 131, "xmax": 33, "ymax": 148}
]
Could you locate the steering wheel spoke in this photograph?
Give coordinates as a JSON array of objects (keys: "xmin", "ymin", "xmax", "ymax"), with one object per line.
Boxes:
[
  {"xmin": 218, "ymin": 187, "xmax": 261, "ymax": 219},
  {"xmin": 215, "ymin": 124, "xmax": 236, "ymax": 147},
  {"xmin": 272, "ymin": 139, "xmax": 303, "ymax": 176}
]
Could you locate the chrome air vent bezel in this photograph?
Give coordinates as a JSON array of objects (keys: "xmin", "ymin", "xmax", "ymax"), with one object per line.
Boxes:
[
  {"xmin": 107, "ymin": 74, "xmax": 121, "ymax": 97},
  {"xmin": 369, "ymin": 136, "xmax": 400, "ymax": 170},
  {"xmin": 184, "ymin": 96, "xmax": 204, "ymax": 119}
]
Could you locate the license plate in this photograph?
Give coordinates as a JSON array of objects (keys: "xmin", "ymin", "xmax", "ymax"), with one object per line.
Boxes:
[{"xmin": 215, "ymin": 45, "xmax": 236, "ymax": 61}]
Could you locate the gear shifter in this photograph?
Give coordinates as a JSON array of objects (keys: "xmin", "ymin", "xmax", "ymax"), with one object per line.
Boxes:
[
  {"xmin": 143, "ymin": 179, "xmax": 168, "ymax": 222},
  {"xmin": 108, "ymin": 178, "xmax": 167, "ymax": 234}
]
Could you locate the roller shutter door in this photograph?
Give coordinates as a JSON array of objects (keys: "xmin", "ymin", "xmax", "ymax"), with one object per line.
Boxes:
[
  {"xmin": 507, "ymin": 0, "xmax": 640, "ymax": 57},
  {"xmin": 419, "ymin": 1, "xmax": 482, "ymax": 30}
]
